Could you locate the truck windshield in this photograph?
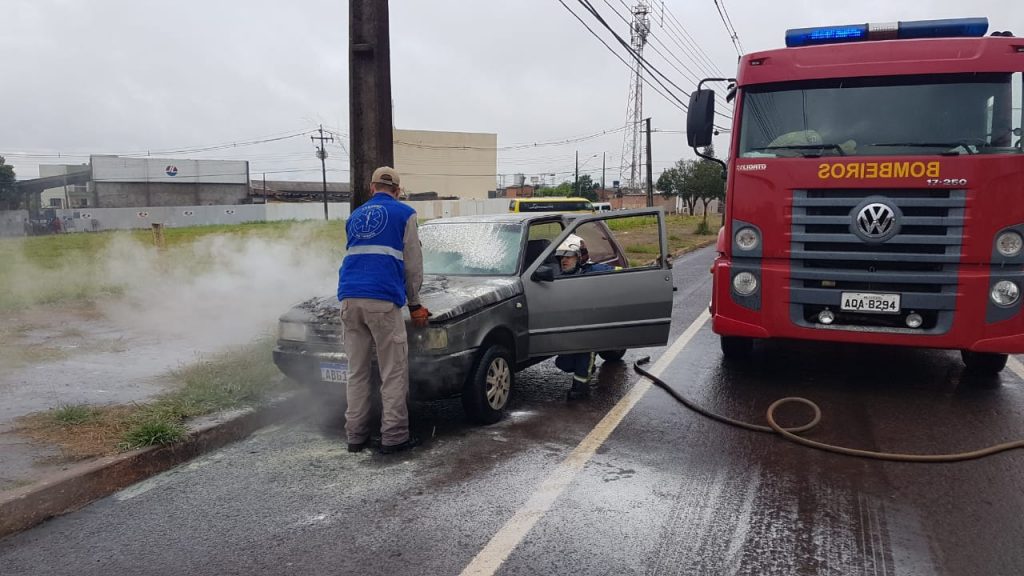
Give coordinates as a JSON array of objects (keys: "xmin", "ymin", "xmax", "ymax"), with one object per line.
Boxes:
[
  {"xmin": 420, "ymin": 222, "xmax": 524, "ymax": 276},
  {"xmin": 739, "ymin": 73, "xmax": 1023, "ymax": 158}
]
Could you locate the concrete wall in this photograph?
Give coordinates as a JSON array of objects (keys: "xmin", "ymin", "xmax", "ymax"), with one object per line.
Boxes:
[
  {"xmin": 92, "ymin": 182, "xmax": 249, "ymax": 208},
  {"xmin": 0, "ymin": 210, "xmax": 29, "ymax": 237},
  {"xmin": 47, "ymin": 199, "xmax": 513, "ymax": 233},
  {"xmin": 394, "ymin": 129, "xmax": 497, "ymax": 200}
]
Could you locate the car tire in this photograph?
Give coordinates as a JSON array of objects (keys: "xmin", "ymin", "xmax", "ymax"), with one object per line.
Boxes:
[
  {"xmin": 463, "ymin": 345, "xmax": 514, "ymax": 425},
  {"xmin": 961, "ymin": 350, "xmax": 1008, "ymax": 375},
  {"xmin": 720, "ymin": 336, "xmax": 754, "ymax": 360},
  {"xmin": 598, "ymin": 349, "xmax": 627, "ymax": 362}
]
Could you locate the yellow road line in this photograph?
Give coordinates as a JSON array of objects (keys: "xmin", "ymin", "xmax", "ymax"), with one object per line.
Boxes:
[{"xmin": 459, "ymin": 310, "xmax": 711, "ymax": 576}]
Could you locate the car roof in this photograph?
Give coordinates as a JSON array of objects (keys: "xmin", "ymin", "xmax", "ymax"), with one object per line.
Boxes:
[
  {"xmin": 514, "ymin": 197, "xmax": 591, "ymax": 202},
  {"xmin": 420, "ymin": 213, "xmax": 566, "ymax": 225}
]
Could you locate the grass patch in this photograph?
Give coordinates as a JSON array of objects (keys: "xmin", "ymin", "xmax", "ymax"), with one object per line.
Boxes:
[
  {"xmin": 120, "ymin": 418, "xmax": 186, "ymax": 449},
  {"xmin": 15, "ymin": 338, "xmax": 287, "ymax": 456},
  {"xmin": 52, "ymin": 404, "xmax": 98, "ymax": 426}
]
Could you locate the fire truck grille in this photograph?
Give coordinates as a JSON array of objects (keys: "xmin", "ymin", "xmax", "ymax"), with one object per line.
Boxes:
[{"xmin": 789, "ymin": 189, "xmax": 965, "ymax": 334}]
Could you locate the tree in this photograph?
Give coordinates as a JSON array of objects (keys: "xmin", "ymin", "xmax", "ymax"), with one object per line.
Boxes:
[
  {"xmin": 656, "ymin": 159, "xmax": 698, "ymax": 215},
  {"xmin": 535, "ymin": 182, "xmax": 575, "ymax": 197},
  {"xmin": 0, "ymin": 156, "xmax": 18, "ymax": 210},
  {"xmin": 692, "ymin": 146, "xmax": 725, "ymax": 226},
  {"xmin": 575, "ymin": 174, "xmax": 598, "ymax": 201}
]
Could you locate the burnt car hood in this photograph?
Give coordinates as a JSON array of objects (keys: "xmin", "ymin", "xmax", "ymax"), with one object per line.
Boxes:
[{"xmin": 289, "ymin": 275, "xmax": 522, "ymax": 324}]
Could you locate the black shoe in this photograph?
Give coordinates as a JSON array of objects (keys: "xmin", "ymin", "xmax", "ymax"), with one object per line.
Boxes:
[
  {"xmin": 379, "ymin": 436, "xmax": 422, "ymax": 455},
  {"xmin": 347, "ymin": 441, "xmax": 368, "ymax": 453},
  {"xmin": 567, "ymin": 381, "xmax": 591, "ymax": 400}
]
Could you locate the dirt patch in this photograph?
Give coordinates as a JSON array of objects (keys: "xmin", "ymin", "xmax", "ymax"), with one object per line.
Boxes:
[{"xmin": 15, "ymin": 405, "xmax": 137, "ymax": 460}]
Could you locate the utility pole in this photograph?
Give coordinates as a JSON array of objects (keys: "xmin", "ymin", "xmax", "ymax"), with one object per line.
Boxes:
[
  {"xmin": 574, "ymin": 150, "xmax": 579, "ymax": 197},
  {"xmin": 312, "ymin": 124, "xmax": 334, "ymax": 220},
  {"xmin": 262, "ymin": 173, "xmax": 266, "ymax": 203},
  {"xmin": 350, "ymin": 0, "xmax": 394, "ymax": 211},
  {"xmin": 601, "ymin": 152, "xmax": 606, "ymax": 192},
  {"xmin": 645, "ymin": 117, "xmax": 654, "ymax": 208}
]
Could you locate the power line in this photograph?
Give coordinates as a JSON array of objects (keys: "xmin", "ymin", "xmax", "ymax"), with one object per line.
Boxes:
[
  {"xmin": 712, "ymin": 0, "xmax": 744, "ymax": 57},
  {"xmin": 572, "ymin": 0, "xmax": 731, "ymax": 127},
  {"xmin": 660, "ymin": 4, "xmax": 727, "ymax": 77},
  {"xmin": 394, "ymin": 125, "xmax": 629, "ymax": 151},
  {"xmin": 553, "ymin": 0, "xmax": 688, "ymax": 115},
  {"xmin": 604, "ymin": 0, "xmax": 731, "ymax": 112}
]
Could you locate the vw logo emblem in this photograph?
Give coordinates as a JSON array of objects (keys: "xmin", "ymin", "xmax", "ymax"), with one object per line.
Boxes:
[{"xmin": 851, "ymin": 199, "xmax": 901, "ymax": 242}]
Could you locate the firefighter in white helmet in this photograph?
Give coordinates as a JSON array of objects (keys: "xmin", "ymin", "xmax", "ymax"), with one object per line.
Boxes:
[{"xmin": 552, "ymin": 234, "xmax": 614, "ymax": 399}]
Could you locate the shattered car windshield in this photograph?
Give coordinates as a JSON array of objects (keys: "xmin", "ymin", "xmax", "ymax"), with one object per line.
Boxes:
[{"xmin": 419, "ymin": 222, "xmax": 524, "ymax": 276}]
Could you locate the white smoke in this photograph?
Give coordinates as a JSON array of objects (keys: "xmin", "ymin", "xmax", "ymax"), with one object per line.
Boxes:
[{"xmin": 95, "ymin": 227, "xmax": 341, "ymax": 348}]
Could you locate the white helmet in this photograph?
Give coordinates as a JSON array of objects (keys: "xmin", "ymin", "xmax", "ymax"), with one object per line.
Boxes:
[{"xmin": 554, "ymin": 234, "xmax": 584, "ymax": 259}]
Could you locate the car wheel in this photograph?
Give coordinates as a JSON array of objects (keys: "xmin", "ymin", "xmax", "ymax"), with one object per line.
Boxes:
[
  {"xmin": 598, "ymin": 349, "xmax": 627, "ymax": 362},
  {"xmin": 463, "ymin": 345, "xmax": 513, "ymax": 425},
  {"xmin": 961, "ymin": 350, "xmax": 1008, "ymax": 375},
  {"xmin": 720, "ymin": 336, "xmax": 754, "ymax": 360}
]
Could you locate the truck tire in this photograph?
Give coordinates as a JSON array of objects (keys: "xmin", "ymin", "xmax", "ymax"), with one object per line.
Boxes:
[
  {"xmin": 462, "ymin": 345, "xmax": 514, "ymax": 425},
  {"xmin": 598, "ymin": 349, "xmax": 627, "ymax": 362},
  {"xmin": 720, "ymin": 336, "xmax": 754, "ymax": 360},
  {"xmin": 961, "ymin": 350, "xmax": 1008, "ymax": 375}
]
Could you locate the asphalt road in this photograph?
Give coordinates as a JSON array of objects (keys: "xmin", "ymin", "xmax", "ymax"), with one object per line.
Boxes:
[{"xmin": 2, "ymin": 246, "xmax": 1023, "ymax": 576}]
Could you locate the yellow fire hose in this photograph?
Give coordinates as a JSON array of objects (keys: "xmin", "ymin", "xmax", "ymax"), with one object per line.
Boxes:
[{"xmin": 633, "ymin": 357, "xmax": 1024, "ymax": 462}]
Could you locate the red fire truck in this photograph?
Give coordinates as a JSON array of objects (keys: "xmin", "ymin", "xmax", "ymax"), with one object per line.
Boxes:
[{"xmin": 686, "ymin": 18, "xmax": 1023, "ymax": 374}]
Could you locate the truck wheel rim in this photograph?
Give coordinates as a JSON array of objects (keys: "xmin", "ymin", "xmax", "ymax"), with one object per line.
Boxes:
[{"xmin": 485, "ymin": 357, "xmax": 511, "ymax": 410}]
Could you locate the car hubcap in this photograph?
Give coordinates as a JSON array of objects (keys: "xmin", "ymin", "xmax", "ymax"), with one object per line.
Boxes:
[{"xmin": 485, "ymin": 357, "xmax": 511, "ymax": 410}]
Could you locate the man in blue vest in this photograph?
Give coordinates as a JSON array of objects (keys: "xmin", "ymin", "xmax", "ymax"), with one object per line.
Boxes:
[
  {"xmin": 338, "ymin": 166, "xmax": 430, "ymax": 455},
  {"xmin": 552, "ymin": 234, "xmax": 614, "ymax": 400}
]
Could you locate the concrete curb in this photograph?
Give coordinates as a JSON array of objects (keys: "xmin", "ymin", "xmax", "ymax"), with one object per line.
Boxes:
[
  {"xmin": 672, "ymin": 237, "xmax": 717, "ymax": 259},
  {"xmin": 0, "ymin": 392, "xmax": 307, "ymax": 540}
]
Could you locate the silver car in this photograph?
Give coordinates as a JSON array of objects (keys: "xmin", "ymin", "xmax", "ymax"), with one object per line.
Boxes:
[{"xmin": 273, "ymin": 208, "xmax": 674, "ymax": 423}]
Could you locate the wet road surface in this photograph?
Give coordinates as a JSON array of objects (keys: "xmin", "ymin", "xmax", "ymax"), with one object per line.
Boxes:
[{"xmin": 2, "ymin": 246, "xmax": 1023, "ymax": 575}]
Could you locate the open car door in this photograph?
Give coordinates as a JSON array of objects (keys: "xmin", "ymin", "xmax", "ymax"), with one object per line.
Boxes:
[{"xmin": 522, "ymin": 208, "xmax": 674, "ymax": 356}]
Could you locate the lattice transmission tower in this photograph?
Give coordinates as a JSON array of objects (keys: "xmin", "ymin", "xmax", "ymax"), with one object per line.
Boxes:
[{"xmin": 619, "ymin": 2, "xmax": 651, "ymax": 194}]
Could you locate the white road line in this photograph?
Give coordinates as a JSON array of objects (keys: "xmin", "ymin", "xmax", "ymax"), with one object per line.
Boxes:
[
  {"xmin": 459, "ymin": 310, "xmax": 711, "ymax": 576},
  {"xmin": 1006, "ymin": 356, "xmax": 1024, "ymax": 382}
]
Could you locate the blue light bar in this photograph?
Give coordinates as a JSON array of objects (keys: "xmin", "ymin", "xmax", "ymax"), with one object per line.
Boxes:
[
  {"xmin": 786, "ymin": 25, "xmax": 868, "ymax": 47},
  {"xmin": 785, "ymin": 17, "xmax": 989, "ymax": 47}
]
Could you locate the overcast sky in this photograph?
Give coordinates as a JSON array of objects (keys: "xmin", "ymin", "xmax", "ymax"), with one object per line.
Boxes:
[{"xmin": 2, "ymin": 0, "xmax": 1019, "ymax": 185}]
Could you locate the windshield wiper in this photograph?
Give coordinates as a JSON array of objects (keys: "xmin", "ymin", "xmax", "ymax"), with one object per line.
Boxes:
[
  {"xmin": 747, "ymin": 144, "xmax": 846, "ymax": 157},
  {"xmin": 871, "ymin": 142, "xmax": 979, "ymax": 155}
]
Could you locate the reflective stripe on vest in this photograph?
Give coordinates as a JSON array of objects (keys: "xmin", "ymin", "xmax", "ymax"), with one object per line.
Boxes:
[{"xmin": 347, "ymin": 245, "xmax": 404, "ymax": 261}]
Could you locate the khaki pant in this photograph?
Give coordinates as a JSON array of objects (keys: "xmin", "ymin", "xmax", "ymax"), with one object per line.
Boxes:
[{"xmin": 340, "ymin": 298, "xmax": 410, "ymax": 447}]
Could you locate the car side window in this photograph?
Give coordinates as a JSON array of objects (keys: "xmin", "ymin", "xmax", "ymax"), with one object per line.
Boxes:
[
  {"xmin": 523, "ymin": 221, "xmax": 564, "ymax": 272},
  {"xmin": 575, "ymin": 222, "xmax": 617, "ymax": 266},
  {"xmin": 529, "ymin": 222, "xmax": 563, "ymax": 241},
  {"xmin": 554, "ymin": 213, "xmax": 663, "ymax": 277}
]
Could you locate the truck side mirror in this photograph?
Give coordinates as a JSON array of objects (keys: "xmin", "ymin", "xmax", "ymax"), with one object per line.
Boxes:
[
  {"xmin": 686, "ymin": 89, "xmax": 716, "ymax": 148},
  {"xmin": 532, "ymin": 264, "xmax": 556, "ymax": 283}
]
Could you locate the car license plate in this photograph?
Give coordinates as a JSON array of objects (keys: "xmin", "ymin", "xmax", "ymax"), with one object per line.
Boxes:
[
  {"xmin": 320, "ymin": 362, "xmax": 348, "ymax": 383},
  {"xmin": 840, "ymin": 292, "xmax": 901, "ymax": 314}
]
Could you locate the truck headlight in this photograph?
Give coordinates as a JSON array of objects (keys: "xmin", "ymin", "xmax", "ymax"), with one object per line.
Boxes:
[
  {"xmin": 996, "ymin": 231, "xmax": 1023, "ymax": 257},
  {"xmin": 733, "ymin": 272, "xmax": 758, "ymax": 296},
  {"xmin": 735, "ymin": 227, "xmax": 760, "ymax": 251},
  {"xmin": 991, "ymin": 280, "xmax": 1020, "ymax": 307},
  {"xmin": 278, "ymin": 321, "xmax": 308, "ymax": 342}
]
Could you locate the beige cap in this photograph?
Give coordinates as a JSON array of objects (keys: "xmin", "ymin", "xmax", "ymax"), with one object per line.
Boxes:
[{"xmin": 371, "ymin": 166, "xmax": 401, "ymax": 187}]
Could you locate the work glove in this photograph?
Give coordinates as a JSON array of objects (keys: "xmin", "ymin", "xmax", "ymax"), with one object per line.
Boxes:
[{"xmin": 409, "ymin": 305, "xmax": 431, "ymax": 328}]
